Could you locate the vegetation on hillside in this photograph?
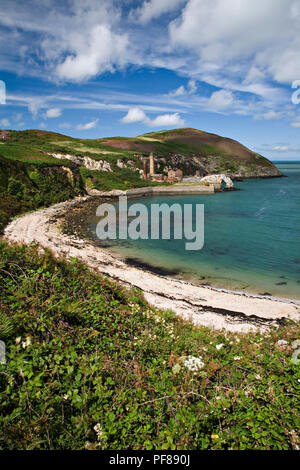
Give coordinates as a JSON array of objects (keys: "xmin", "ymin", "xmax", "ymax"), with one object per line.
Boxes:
[
  {"xmin": 0, "ymin": 130, "xmax": 158, "ymax": 232},
  {"xmin": 0, "ymin": 243, "xmax": 299, "ymax": 450},
  {"xmin": 0, "ymin": 154, "xmax": 84, "ymax": 233}
]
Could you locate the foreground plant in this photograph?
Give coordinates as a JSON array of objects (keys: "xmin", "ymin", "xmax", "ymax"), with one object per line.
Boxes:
[{"xmin": 0, "ymin": 242, "xmax": 299, "ymax": 450}]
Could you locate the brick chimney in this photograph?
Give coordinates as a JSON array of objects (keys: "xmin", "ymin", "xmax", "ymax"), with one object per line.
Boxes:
[{"xmin": 149, "ymin": 152, "xmax": 155, "ymax": 175}]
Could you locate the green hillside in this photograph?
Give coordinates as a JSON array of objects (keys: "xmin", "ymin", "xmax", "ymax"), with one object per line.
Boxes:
[{"xmin": 0, "ymin": 127, "xmax": 281, "ymax": 233}]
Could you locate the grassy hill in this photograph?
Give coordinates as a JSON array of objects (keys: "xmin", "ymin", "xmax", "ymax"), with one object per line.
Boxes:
[
  {"xmin": 0, "ymin": 127, "xmax": 281, "ymax": 232},
  {"xmin": 100, "ymin": 128, "xmax": 281, "ymax": 178}
]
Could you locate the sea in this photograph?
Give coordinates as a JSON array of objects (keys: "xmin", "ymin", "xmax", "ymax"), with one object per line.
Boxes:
[{"xmin": 79, "ymin": 162, "xmax": 300, "ymax": 301}]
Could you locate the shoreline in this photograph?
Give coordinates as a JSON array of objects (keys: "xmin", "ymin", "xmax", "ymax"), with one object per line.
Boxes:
[{"xmin": 3, "ymin": 196, "xmax": 300, "ymax": 333}]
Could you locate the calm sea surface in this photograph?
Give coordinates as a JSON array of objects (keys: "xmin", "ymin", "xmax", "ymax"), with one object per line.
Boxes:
[{"xmin": 81, "ymin": 162, "xmax": 300, "ymax": 300}]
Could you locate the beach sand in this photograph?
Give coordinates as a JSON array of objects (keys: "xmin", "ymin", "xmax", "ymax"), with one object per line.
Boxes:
[{"xmin": 3, "ymin": 197, "xmax": 300, "ymax": 333}]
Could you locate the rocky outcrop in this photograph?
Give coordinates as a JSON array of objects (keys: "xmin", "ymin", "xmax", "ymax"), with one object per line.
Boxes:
[
  {"xmin": 151, "ymin": 153, "xmax": 282, "ymax": 180},
  {"xmin": 201, "ymin": 174, "xmax": 234, "ymax": 189},
  {"xmin": 48, "ymin": 153, "xmax": 112, "ymax": 172}
]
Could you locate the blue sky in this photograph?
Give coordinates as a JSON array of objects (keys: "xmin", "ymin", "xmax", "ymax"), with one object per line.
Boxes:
[{"xmin": 1, "ymin": 0, "xmax": 300, "ymax": 160}]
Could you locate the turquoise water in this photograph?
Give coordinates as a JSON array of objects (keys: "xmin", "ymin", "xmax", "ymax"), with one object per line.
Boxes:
[{"xmin": 84, "ymin": 162, "xmax": 300, "ymax": 300}]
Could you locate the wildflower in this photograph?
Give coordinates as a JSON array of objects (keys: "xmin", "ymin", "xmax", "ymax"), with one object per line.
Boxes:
[
  {"xmin": 172, "ymin": 363, "xmax": 181, "ymax": 375},
  {"xmin": 15, "ymin": 337, "xmax": 21, "ymax": 345},
  {"xmin": 277, "ymin": 339, "xmax": 288, "ymax": 348},
  {"xmin": 291, "ymin": 339, "xmax": 300, "ymax": 349},
  {"xmin": 22, "ymin": 336, "xmax": 31, "ymax": 349},
  {"xmin": 216, "ymin": 343, "xmax": 224, "ymax": 350},
  {"xmin": 211, "ymin": 434, "xmax": 220, "ymax": 439},
  {"xmin": 233, "ymin": 356, "xmax": 241, "ymax": 361},
  {"xmin": 183, "ymin": 355, "xmax": 205, "ymax": 373},
  {"xmin": 94, "ymin": 423, "xmax": 103, "ymax": 440},
  {"xmin": 63, "ymin": 394, "xmax": 69, "ymax": 401}
]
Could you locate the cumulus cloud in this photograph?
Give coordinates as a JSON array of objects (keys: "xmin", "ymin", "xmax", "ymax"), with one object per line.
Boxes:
[
  {"xmin": 169, "ymin": 0, "xmax": 300, "ymax": 85},
  {"xmin": 168, "ymin": 79, "xmax": 197, "ymax": 97},
  {"xmin": 0, "ymin": 0, "xmax": 129, "ymax": 83},
  {"xmin": 131, "ymin": 0, "xmax": 186, "ymax": 24},
  {"xmin": 56, "ymin": 25, "xmax": 128, "ymax": 82},
  {"xmin": 207, "ymin": 89, "xmax": 234, "ymax": 111},
  {"xmin": 76, "ymin": 119, "xmax": 98, "ymax": 130},
  {"xmin": 121, "ymin": 107, "xmax": 147, "ymax": 123},
  {"xmin": 121, "ymin": 107, "xmax": 185, "ymax": 127},
  {"xmin": 2, "ymin": 0, "xmax": 300, "ymax": 120},
  {"xmin": 148, "ymin": 112, "xmax": 184, "ymax": 127},
  {"xmin": 45, "ymin": 108, "xmax": 61, "ymax": 118}
]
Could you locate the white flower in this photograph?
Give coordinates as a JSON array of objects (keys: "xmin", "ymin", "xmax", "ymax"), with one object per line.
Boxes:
[
  {"xmin": 21, "ymin": 336, "xmax": 31, "ymax": 349},
  {"xmin": 216, "ymin": 343, "xmax": 224, "ymax": 350},
  {"xmin": 183, "ymin": 355, "xmax": 205, "ymax": 373},
  {"xmin": 277, "ymin": 340, "xmax": 288, "ymax": 348},
  {"xmin": 172, "ymin": 363, "xmax": 181, "ymax": 375},
  {"xmin": 94, "ymin": 423, "xmax": 103, "ymax": 439},
  {"xmin": 233, "ymin": 356, "xmax": 241, "ymax": 361},
  {"xmin": 63, "ymin": 394, "xmax": 69, "ymax": 401},
  {"xmin": 15, "ymin": 336, "xmax": 21, "ymax": 345}
]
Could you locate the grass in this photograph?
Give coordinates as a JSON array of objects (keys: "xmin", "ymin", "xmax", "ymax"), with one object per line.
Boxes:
[{"xmin": 0, "ymin": 242, "xmax": 299, "ymax": 450}]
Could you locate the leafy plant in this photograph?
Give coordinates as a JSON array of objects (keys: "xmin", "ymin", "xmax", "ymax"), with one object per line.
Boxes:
[{"xmin": 0, "ymin": 311, "xmax": 14, "ymax": 340}]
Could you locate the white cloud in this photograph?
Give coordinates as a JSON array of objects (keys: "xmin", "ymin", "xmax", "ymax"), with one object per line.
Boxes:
[
  {"xmin": 121, "ymin": 107, "xmax": 147, "ymax": 123},
  {"xmin": 76, "ymin": 119, "xmax": 98, "ymax": 130},
  {"xmin": 1, "ymin": 0, "xmax": 300, "ymax": 123},
  {"xmin": 121, "ymin": 107, "xmax": 185, "ymax": 127},
  {"xmin": 272, "ymin": 145, "xmax": 298, "ymax": 152},
  {"xmin": 187, "ymin": 79, "xmax": 197, "ymax": 94},
  {"xmin": 168, "ymin": 79, "xmax": 197, "ymax": 97},
  {"xmin": 45, "ymin": 108, "xmax": 61, "ymax": 118},
  {"xmin": 147, "ymin": 112, "xmax": 185, "ymax": 127},
  {"xmin": 255, "ymin": 110, "xmax": 281, "ymax": 120},
  {"xmin": 169, "ymin": 0, "xmax": 300, "ymax": 85},
  {"xmin": 28, "ymin": 99, "xmax": 43, "ymax": 118},
  {"xmin": 131, "ymin": 0, "xmax": 186, "ymax": 24},
  {"xmin": 207, "ymin": 89, "xmax": 234, "ymax": 111},
  {"xmin": 0, "ymin": 118, "xmax": 10, "ymax": 127},
  {"xmin": 260, "ymin": 142, "xmax": 300, "ymax": 153},
  {"xmin": 56, "ymin": 25, "xmax": 129, "ymax": 82},
  {"xmin": 169, "ymin": 85, "xmax": 185, "ymax": 97}
]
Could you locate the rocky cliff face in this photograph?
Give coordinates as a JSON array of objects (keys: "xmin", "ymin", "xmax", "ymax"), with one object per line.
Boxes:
[{"xmin": 151, "ymin": 152, "xmax": 282, "ymax": 179}]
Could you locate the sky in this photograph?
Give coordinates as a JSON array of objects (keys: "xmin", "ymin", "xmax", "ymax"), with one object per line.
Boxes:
[{"xmin": 1, "ymin": 0, "xmax": 300, "ymax": 160}]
